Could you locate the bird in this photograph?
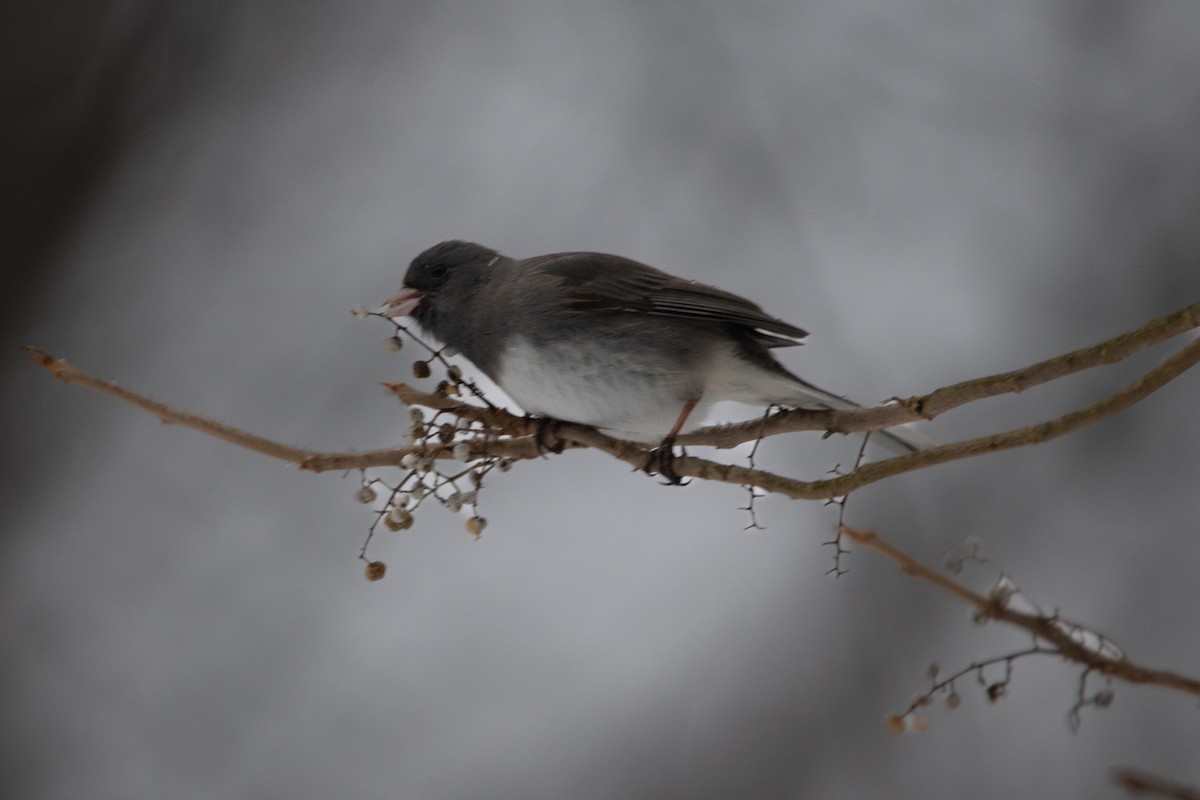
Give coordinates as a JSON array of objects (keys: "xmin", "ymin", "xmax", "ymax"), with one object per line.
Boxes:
[{"xmin": 381, "ymin": 240, "xmax": 932, "ymax": 481}]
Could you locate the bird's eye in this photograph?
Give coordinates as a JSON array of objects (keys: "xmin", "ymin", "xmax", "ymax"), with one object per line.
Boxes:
[{"xmin": 426, "ymin": 263, "xmax": 447, "ymax": 279}]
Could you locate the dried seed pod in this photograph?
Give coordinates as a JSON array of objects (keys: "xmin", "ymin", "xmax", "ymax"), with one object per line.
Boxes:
[{"xmin": 384, "ymin": 507, "xmax": 414, "ymax": 531}]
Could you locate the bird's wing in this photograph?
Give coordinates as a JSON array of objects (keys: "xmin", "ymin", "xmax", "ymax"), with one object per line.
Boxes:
[{"xmin": 532, "ymin": 252, "xmax": 808, "ymax": 344}]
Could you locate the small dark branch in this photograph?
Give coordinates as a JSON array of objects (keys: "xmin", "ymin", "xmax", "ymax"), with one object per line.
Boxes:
[
  {"xmin": 823, "ymin": 433, "xmax": 872, "ymax": 576},
  {"xmin": 821, "ymin": 517, "xmax": 852, "ymax": 578},
  {"xmin": 737, "ymin": 407, "xmax": 774, "ymax": 531},
  {"xmin": 896, "ymin": 646, "xmax": 1060, "ymax": 722},
  {"xmin": 374, "ymin": 313, "xmax": 497, "ymax": 408},
  {"xmin": 1067, "ymin": 667, "xmax": 1115, "ymax": 732},
  {"xmin": 897, "ymin": 644, "xmax": 1117, "ymax": 730}
]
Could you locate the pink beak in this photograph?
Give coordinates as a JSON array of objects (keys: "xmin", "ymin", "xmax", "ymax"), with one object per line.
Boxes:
[{"xmin": 381, "ymin": 286, "xmax": 424, "ymax": 318}]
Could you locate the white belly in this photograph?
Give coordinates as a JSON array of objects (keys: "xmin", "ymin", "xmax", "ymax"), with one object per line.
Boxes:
[{"xmin": 495, "ymin": 337, "xmax": 708, "ymax": 440}]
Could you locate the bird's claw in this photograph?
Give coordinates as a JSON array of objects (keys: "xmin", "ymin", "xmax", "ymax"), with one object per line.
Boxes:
[
  {"xmin": 532, "ymin": 417, "xmax": 566, "ymax": 455},
  {"xmin": 643, "ymin": 437, "xmax": 689, "ymax": 486}
]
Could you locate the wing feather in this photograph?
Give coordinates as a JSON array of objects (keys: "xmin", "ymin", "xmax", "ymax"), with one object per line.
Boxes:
[{"xmin": 531, "ymin": 253, "xmax": 808, "ymax": 343}]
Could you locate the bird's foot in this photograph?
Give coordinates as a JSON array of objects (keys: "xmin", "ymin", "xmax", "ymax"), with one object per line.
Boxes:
[
  {"xmin": 643, "ymin": 437, "xmax": 689, "ymax": 486},
  {"xmin": 531, "ymin": 417, "xmax": 566, "ymax": 455}
]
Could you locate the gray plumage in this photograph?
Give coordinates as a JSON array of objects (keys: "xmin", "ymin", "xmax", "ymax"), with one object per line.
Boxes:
[{"xmin": 385, "ymin": 240, "xmax": 932, "ymax": 452}]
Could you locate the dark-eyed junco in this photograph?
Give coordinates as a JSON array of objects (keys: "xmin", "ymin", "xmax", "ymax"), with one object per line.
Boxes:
[{"xmin": 382, "ymin": 240, "xmax": 932, "ymax": 477}]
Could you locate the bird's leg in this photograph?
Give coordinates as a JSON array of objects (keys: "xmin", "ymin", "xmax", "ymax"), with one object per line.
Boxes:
[
  {"xmin": 644, "ymin": 399, "xmax": 697, "ymax": 485},
  {"xmin": 531, "ymin": 416, "xmax": 566, "ymax": 455}
]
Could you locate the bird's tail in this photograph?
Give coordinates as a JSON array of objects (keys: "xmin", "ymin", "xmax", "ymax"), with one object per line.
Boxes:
[{"xmin": 780, "ymin": 378, "xmax": 936, "ymax": 455}]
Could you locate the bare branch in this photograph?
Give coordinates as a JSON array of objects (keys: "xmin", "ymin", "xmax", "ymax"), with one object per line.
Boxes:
[
  {"xmin": 563, "ymin": 332, "xmax": 1200, "ymax": 498},
  {"xmin": 26, "ymin": 298, "xmax": 1200, "ymax": 486},
  {"xmin": 796, "ymin": 333, "xmax": 1200, "ymax": 497},
  {"xmin": 841, "ymin": 524, "xmax": 1200, "ymax": 699},
  {"xmin": 676, "ymin": 297, "xmax": 1200, "ymax": 446},
  {"xmin": 23, "ymin": 349, "xmax": 560, "ymax": 472},
  {"xmin": 24, "ymin": 347, "xmax": 322, "ymax": 465},
  {"xmin": 24, "ymin": 302, "xmax": 1200, "ymax": 706},
  {"xmin": 1113, "ymin": 768, "xmax": 1200, "ymax": 800}
]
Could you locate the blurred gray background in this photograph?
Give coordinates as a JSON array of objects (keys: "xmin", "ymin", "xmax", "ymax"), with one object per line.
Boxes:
[{"xmin": 4, "ymin": 2, "xmax": 1199, "ymax": 798}]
